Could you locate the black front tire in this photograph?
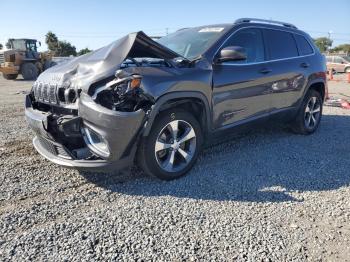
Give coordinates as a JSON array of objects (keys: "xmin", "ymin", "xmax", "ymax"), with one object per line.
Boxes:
[
  {"xmin": 21, "ymin": 63, "xmax": 38, "ymax": 80},
  {"xmin": 137, "ymin": 108, "xmax": 203, "ymax": 180},
  {"xmin": 291, "ymin": 89, "xmax": 323, "ymax": 135},
  {"xmin": 2, "ymin": 73, "xmax": 18, "ymax": 80}
]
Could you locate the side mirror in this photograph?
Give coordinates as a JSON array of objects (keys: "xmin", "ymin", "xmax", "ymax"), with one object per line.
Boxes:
[{"xmin": 216, "ymin": 46, "xmax": 247, "ymax": 63}]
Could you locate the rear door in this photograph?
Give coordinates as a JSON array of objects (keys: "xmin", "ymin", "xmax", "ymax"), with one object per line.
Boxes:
[
  {"xmin": 326, "ymin": 56, "xmax": 334, "ymax": 72},
  {"xmin": 262, "ymin": 29, "xmax": 311, "ymax": 112},
  {"xmin": 333, "ymin": 56, "xmax": 346, "ymax": 72},
  {"xmin": 212, "ymin": 28, "xmax": 273, "ymax": 129}
]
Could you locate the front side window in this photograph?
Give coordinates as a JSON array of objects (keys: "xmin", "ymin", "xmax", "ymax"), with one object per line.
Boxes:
[
  {"xmin": 264, "ymin": 29, "xmax": 298, "ymax": 60},
  {"xmin": 222, "ymin": 28, "xmax": 265, "ymax": 63},
  {"xmin": 294, "ymin": 34, "xmax": 313, "ymax": 56},
  {"xmin": 26, "ymin": 41, "xmax": 37, "ymax": 52},
  {"xmin": 334, "ymin": 57, "xmax": 343, "ymax": 63}
]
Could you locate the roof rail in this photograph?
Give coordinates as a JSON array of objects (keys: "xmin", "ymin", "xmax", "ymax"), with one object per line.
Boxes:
[
  {"xmin": 176, "ymin": 28, "xmax": 189, "ymax": 32},
  {"xmin": 235, "ymin": 18, "xmax": 297, "ymax": 29}
]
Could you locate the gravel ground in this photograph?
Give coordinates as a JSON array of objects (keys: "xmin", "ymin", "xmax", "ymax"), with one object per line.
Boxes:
[{"xmin": 0, "ymin": 76, "xmax": 350, "ymax": 261}]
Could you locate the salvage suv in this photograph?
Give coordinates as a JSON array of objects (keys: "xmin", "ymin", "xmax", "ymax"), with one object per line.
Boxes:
[{"xmin": 25, "ymin": 18, "xmax": 327, "ymax": 180}]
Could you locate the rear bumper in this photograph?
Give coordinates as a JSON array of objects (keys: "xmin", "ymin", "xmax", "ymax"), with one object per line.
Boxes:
[{"xmin": 25, "ymin": 93, "xmax": 146, "ymax": 172}]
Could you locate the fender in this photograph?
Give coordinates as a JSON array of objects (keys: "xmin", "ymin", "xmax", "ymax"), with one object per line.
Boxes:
[
  {"xmin": 298, "ymin": 77, "xmax": 326, "ymax": 107},
  {"xmin": 142, "ymin": 91, "xmax": 212, "ymax": 137}
]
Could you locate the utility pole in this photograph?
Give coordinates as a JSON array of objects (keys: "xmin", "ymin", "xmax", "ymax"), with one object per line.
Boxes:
[
  {"xmin": 328, "ymin": 31, "xmax": 332, "ymax": 40},
  {"xmin": 328, "ymin": 31, "xmax": 333, "ymax": 54}
]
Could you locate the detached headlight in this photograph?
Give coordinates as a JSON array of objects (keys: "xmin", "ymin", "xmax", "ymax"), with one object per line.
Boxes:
[
  {"xmin": 91, "ymin": 73, "xmax": 142, "ymax": 100},
  {"xmin": 82, "ymin": 127, "xmax": 110, "ymax": 158},
  {"xmin": 128, "ymin": 76, "xmax": 142, "ymax": 89}
]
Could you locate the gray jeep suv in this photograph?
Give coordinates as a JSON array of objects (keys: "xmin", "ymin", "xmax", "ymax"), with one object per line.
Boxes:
[{"xmin": 25, "ymin": 18, "xmax": 327, "ymax": 180}]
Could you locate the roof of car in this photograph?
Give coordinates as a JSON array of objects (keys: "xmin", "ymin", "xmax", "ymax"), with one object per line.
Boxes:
[
  {"xmin": 182, "ymin": 19, "xmax": 304, "ymax": 36},
  {"xmin": 234, "ymin": 18, "xmax": 297, "ymax": 29},
  {"xmin": 11, "ymin": 38, "xmax": 37, "ymax": 42}
]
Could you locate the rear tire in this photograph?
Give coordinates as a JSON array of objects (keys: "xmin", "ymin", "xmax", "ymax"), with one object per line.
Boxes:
[
  {"xmin": 345, "ymin": 67, "xmax": 350, "ymax": 73},
  {"xmin": 21, "ymin": 63, "xmax": 38, "ymax": 80},
  {"xmin": 2, "ymin": 73, "xmax": 18, "ymax": 80},
  {"xmin": 291, "ymin": 89, "xmax": 323, "ymax": 135},
  {"xmin": 137, "ymin": 108, "xmax": 203, "ymax": 180}
]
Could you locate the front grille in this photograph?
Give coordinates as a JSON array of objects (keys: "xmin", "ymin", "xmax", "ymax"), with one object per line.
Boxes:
[
  {"xmin": 38, "ymin": 137, "xmax": 72, "ymax": 159},
  {"xmin": 0, "ymin": 53, "xmax": 4, "ymax": 64},
  {"xmin": 33, "ymin": 83, "xmax": 57, "ymax": 104},
  {"xmin": 55, "ymin": 145, "xmax": 72, "ymax": 159},
  {"xmin": 38, "ymin": 137, "xmax": 56, "ymax": 155}
]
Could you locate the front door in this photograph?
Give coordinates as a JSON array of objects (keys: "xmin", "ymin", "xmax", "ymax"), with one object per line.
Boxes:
[{"xmin": 212, "ymin": 28, "xmax": 273, "ymax": 129}]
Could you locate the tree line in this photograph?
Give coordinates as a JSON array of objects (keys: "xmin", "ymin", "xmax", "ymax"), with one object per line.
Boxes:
[
  {"xmin": 43, "ymin": 34, "xmax": 349, "ymax": 56},
  {"xmin": 45, "ymin": 31, "xmax": 92, "ymax": 56},
  {"xmin": 1, "ymin": 32, "xmax": 349, "ymax": 56},
  {"xmin": 313, "ymin": 37, "xmax": 350, "ymax": 54},
  {"xmin": 0, "ymin": 32, "xmax": 92, "ymax": 56}
]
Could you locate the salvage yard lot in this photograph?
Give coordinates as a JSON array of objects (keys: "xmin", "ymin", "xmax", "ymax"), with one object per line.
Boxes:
[{"xmin": 0, "ymin": 76, "xmax": 350, "ymax": 261}]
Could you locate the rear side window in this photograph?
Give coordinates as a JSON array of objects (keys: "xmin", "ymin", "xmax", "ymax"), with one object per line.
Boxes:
[
  {"xmin": 334, "ymin": 57, "xmax": 343, "ymax": 63},
  {"xmin": 264, "ymin": 29, "xmax": 298, "ymax": 60},
  {"xmin": 294, "ymin": 34, "xmax": 314, "ymax": 55},
  {"xmin": 222, "ymin": 28, "xmax": 265, "ymax": 63}
]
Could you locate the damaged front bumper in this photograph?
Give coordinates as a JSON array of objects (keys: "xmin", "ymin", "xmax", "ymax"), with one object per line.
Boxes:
[{"xmin": 25, "ymin": 93, "xmax": 146, "ymax": 172}]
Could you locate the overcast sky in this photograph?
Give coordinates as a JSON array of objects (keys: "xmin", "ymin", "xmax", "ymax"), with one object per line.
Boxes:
[{"xmin": 1, "ymin": 0, "xmax": 349, "ymax": 51}]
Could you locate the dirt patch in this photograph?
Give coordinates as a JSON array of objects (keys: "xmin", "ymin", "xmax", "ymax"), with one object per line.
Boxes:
[
  {"xmin": 0, "ymin": 107, "xmax": 24, "ymax": 118},
  {"xmin": 0, "ymin": 139, "xmax": 35, "ymax": 157}
]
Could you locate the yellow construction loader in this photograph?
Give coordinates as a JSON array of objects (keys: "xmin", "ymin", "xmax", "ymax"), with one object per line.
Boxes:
[{"xmin": 0, "ymin": 39, "xmax": 56, "ymax": 80}]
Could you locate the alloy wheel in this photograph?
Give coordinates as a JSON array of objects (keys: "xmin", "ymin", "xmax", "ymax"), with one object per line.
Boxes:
[
  {"xmin": 154, "ymin": 120, "xmax": 196, "ymax": 172},
  {"xmin": 304, "ymin": 96, "xmax": 321, "ymax": 129}
]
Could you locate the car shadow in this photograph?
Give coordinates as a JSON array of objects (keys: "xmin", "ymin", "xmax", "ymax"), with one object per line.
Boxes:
[
  {"xmin": 80, "ymin": 114, "xmax": 350, "ymax": 203},
  {"xmin": 13, "ymin": 79, "xmax": 34, "ymax": 82}
]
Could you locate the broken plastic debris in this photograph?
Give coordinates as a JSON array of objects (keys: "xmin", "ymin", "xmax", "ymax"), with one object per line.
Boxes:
[{"xmin": 324, "ymin": 97, "xmax": 350, "ymax": 109}]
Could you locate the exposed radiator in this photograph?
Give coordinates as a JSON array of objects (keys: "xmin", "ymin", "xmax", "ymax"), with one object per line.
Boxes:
[{"xmin": 37, "ymin": 136, "xmax": 72, "ymax": 159}]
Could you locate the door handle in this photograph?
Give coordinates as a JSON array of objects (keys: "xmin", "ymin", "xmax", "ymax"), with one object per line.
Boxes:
[
  {"xmin": 259, "ymin": 68, "xmax": 272, "ymax": 74},
  {"xmin": 300, "ymin": 62, "xmax": 310, "ymax": 68},
  {"xmin": 262, "ymin": 89, "xmax": 273, "ymax": 95}
]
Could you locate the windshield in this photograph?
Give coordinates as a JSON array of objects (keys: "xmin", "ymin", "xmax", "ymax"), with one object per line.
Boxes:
[
  {"xmin": 158, "ymin": 26, "xmax": 229, "ymax": 59},
  {"xmin": 343, "ymin": 56, "xmax": 350, "ymax": 62},
  {"xmin": 11, "ymin": 40, "xmax": 26, "ymax": 50}
]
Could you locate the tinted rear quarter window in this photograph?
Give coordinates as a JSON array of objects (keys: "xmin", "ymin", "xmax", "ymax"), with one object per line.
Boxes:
[
  {"xmin": 264, "ymin": 29, "xmax": 298, "ymax": 60},
  {"xmin": 294, "ymin": 34, "xmax": 314, "ymax": 55}
]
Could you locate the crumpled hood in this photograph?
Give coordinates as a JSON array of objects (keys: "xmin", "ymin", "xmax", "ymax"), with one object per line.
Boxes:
[{"xmin": 35, "ymin": 31, "xmax": 181, "ymax": 92}]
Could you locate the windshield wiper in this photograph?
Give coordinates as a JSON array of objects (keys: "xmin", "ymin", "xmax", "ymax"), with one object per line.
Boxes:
[{"xmin": 190, "ymin": 55, "xmax": 203, "ymax": 63}]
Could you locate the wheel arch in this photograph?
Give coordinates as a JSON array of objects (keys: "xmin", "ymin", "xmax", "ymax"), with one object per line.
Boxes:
[
  {"xmin": 303, "ymin": 79, "xmax": 327, "ymax": 102},
  {"xmin": 142, "ymin": 91, "xmax": 211, "ymax": 137}
]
